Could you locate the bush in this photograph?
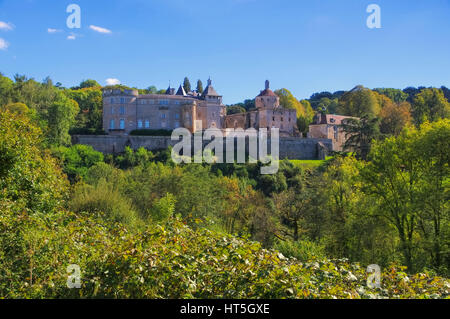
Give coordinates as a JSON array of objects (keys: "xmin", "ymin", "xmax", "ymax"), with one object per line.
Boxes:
[
  {"xmin": 0, "ymin": 209, "xmax": 448, "ymax": 299},
  {"xmin": 69, "ymin": 179, "xmax": 141, "ymax": 229},
  {"xmin": 273, "ymin": 239, "xmax": 327, "ymax": 262},
  {"xmin": 52, "ymin": 144, "xmax": 104, "ymax": 182}
]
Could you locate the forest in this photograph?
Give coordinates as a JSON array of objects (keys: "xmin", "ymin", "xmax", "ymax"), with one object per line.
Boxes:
[{"xmin": 0, "ymin": 73, "xmax": 449, "ymax": 298}]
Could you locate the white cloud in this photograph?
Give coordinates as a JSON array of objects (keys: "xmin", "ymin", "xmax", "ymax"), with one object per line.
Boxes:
[
  {"xmin": 106, "ymin": 78, "xmax": 120, "ymax": 85},
  {"xmin": 67, "ymin": 34, "xmax": 76, "ymax": 40},
  {"xmin": 89, "ymin": 25, "xmax": 112, "ymax": 34},
  {"xmin": 47, "ymin": 28, "xmax": 62, "ymax": 33},
  {"xmin": 0, "ymin": 38, "xmax": 9, "ymax": 50},
  {"xmin": 0, "ymin": 21, "xmax": 14, "ymax": 31}
]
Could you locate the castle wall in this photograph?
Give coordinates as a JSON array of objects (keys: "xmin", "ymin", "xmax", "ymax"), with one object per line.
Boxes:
[{"xmin": 72, "ymin": 135, "xmax": 332, "ymax": 160}]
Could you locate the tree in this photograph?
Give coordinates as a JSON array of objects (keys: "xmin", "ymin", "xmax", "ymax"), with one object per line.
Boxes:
[
  {"xmin": 374, "ymin": 88, "xmax": 408, "ymax": 103},
  {"xmin": 147, "ymin": 86, "xmax": 158, "ymax": 94},
  {"xmin": 361, "ymin": 120, "xmax": 450, "ymax": 272},
  {"xmin": 379, "ymin": 101, "xmax": 412, "ymax": 136},
  {"xmin": 79, "ymin": 79, "xmax": 100, "ymax": 89},
  {"xmin": 320, "ymin": 156, "xmax": 363, "ymax": 258},
  {"xmin": 52, "ymin": 144, "xmax": 104, "ymax": 182},
  {"xmin": 412, "ymin": 120, "xmax": 450, "ymax": 272},
  {"xmin": 295, "ymin": 100, "xmax": 315, "ymax": 136},
  {"xmin": 274, "ymin": 185, "xmax": 311, "ymax": 242},
  {"xmin": 337, "ymin": 86, "xmax": 381, "ymax": 117},
  {"xmin": 0, "ymin": 73, "xmax": 13, "ymax": 107},
  {"xmin": 183, "ymin": 77, "xmax": 191, "ymax": 93},
  {"xmin": 342, "ymin": 116, "xmax": 380, "ymax": 160},
  {"xmin": 403, "ymin": 86, "xmax": 424, "ymax": 103},
  {"xmin": 412, "ymin": 88, "xmax": 450, "ymax": 126},
  {"xmin": 274, "ymin": 88, "xmax": 305, "ymax": 117},
  {"xmin": 441, "ymin": 86, "xmax": 450, "ymax": 102},
  {"xmin": 67, "ymin": 86, "xmax": 103, "ymax": 133},
  {"xmin": 227, "ymin": 105, "xmax": 246, "ymax": 115},
  {"xmin": 196, "ymin": 80, "xmax": 203, "ymax": 94},
  {"xmin": 1, "ymin": 102, "xmax": 34, "ymax": 117},
  {"xmin": 0, "ymin": 110, "xmax": 68, "ymax": 214},
  {"xmin": 46, "ymin": 97, "xmax": 79, "ymax": 146},
  {"xmin": 316, "ymin": 97, "xmax": 338, "ymax": 114}
]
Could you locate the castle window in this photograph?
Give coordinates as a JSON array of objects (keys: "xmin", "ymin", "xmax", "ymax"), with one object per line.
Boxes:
[
  {"xmin": 111, "ymin": 107, "xmax": 115, "ymax": 114},
  {"xmin": 120, "ymin": 98, "xmax": 125, "ymax": 104},
  {"xmin": 281, "ymin": 117, "xmax": 284, "ymax": 122},
  {"xmin": 119, "ymin": 119, "xmax": 125, "ymax": 130},
  {"xmin": 272, "ymin": 117, "xmax": 275, "ymax": 121},
  {"xmin": 138, "ymin": 120, "xmax": 143, "ymax": 129},
  {"xmin": 110, "ymin": 98, "xmax": 114, "ymax": 104},
  {"xmin": 119, "ymin": 106, "xmax": 125, "ymax": 115},
  {"xmin": 159, "ymin": 100, "xmax": 169, "ymax": 105},
  {"xmin": 175, "ymin": 114, "xmax": 180, "ymax": 119},
  {"xmin": 110, "ymin": 119, "xmax": 115, "ymax": 129},
  {"xmin": 145, "ymin": 120, "xmax": 150, "ymax": 128},
  {"xmin": 175, "ymin": 101, "xmax": 180, "ymax": 105},
  {"xmin": 161, "ymin": 121, "xmax": 166, "ymax": 128},
  {"xmin": 161, "ymin": 113, "xmax": 166, "ymax": 119},
  {"xmin": 174, "ymin": 121, "xmax": 180, "ymax": 128}
]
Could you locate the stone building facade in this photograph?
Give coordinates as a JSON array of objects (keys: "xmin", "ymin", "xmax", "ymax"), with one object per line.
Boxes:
[
  {"xmin": 102, "ymin": 79, "xmax": 299, "ymax": 137},
  {"xmin": 225, "ymin": 80, "xmax": 299, "ymax": 137},
  {"xmin": 103, "ymin": 78, "xmax": 225, "ymax": 135},
  {"xmin": 308, "ymin": 113, "xmax": 356, "ymax": 151}
]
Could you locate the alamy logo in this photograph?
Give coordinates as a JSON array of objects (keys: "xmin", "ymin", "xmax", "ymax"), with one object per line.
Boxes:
[
  {"xmin": 171, "ymin": 121, "xmax": 280, "ymax": 174},
  {"xmin": 366, "ymin": 264, "xmax": 381, "ymax": 289},
  {"xmin": 366, "ymin": 4, "xmax": 381, "ymax": 29},
  {"xmin": 66, "ymin": 4, "xmax": 81, "ymax": 29},
  {"xmin": 67, "ymin": 264, "xmax": 81, "ymax": 289}
]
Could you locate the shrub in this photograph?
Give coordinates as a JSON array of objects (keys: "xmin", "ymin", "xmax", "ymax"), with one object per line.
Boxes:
[
  {"xmin": 69, "ymin": 179, "xmax": 141, "ymax": 229},
  {"xmin": 273, "ymin": 239, "xmax": 327, "ymax": 262}
]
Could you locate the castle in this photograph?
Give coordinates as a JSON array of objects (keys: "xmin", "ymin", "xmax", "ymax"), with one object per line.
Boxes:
[{"xmin": 102, "ymin": 79, "xmax": 299, "ymax": 137}]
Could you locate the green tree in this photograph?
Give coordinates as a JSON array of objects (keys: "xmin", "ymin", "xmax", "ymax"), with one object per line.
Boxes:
[
  {"xmin": 0, "ymin": 110, "xmax": 68, "ymax": 214},
  {"xmin": 46, "ymin": 97, "xmax": 79, "ymax": 146},
  {"xmin": 342, "ymin": 116, "xmax": 380, "ymax": 160},
  {"xmin": 0, "ymin": 73, "xmax": 13, "ymax": 107},
  {"xmin": 361, "ymin": 120, "xmax": 450, "ymax": 272},
  {"xmin": 337, "ymin": 86, "xmax": 381, "ymax": 117},
  {"xmin": 151, "ymin": 192, "xmax": 176, "ymax": 223},
  {"xmin": 317, "ymin": 97, "xmax": 339, "ymax": 114},
  {"xmin": 183, "ymin": 77, "xmax": 191, "ymax": 93},
  {"xmin": 227, "ymin": 105, "xmax": 246, "ymax": 115},
  {"xmin": 196, "ymin": 79, "xmax": 203, "ymax": 94},
  {"xmin": 67, "ymin": 86, "xmax": 103, "ymax": 133},
  {"xmin": 274, "ymin": 88, "xmax": 305, "ymax": 117},
  {"xmin": 297, "ymin": 100, "xmax": 315, "ymax": 135},
  {"xmin": 379, "ymin": 101, "xmax": 412, "ymax": 136},
  {"xmin": 374, "ymin": 88, "xmax": 408, "ymax": 103},
  {"xmin": 79, "ymin": 79, "xmax": 100, "ymax": 89},
  {"xmin": 52, "ymin": 144, "xmax": 104, "ymax": 182},
  {"xmin": 412, "ymin": 88, "xmax": 450, "ymax": 126}
]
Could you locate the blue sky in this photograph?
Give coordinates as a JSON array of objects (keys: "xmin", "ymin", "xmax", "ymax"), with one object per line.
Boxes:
[{"xmin": 0, "ymin": 0, "xmax": 449, "ymax": 104}]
